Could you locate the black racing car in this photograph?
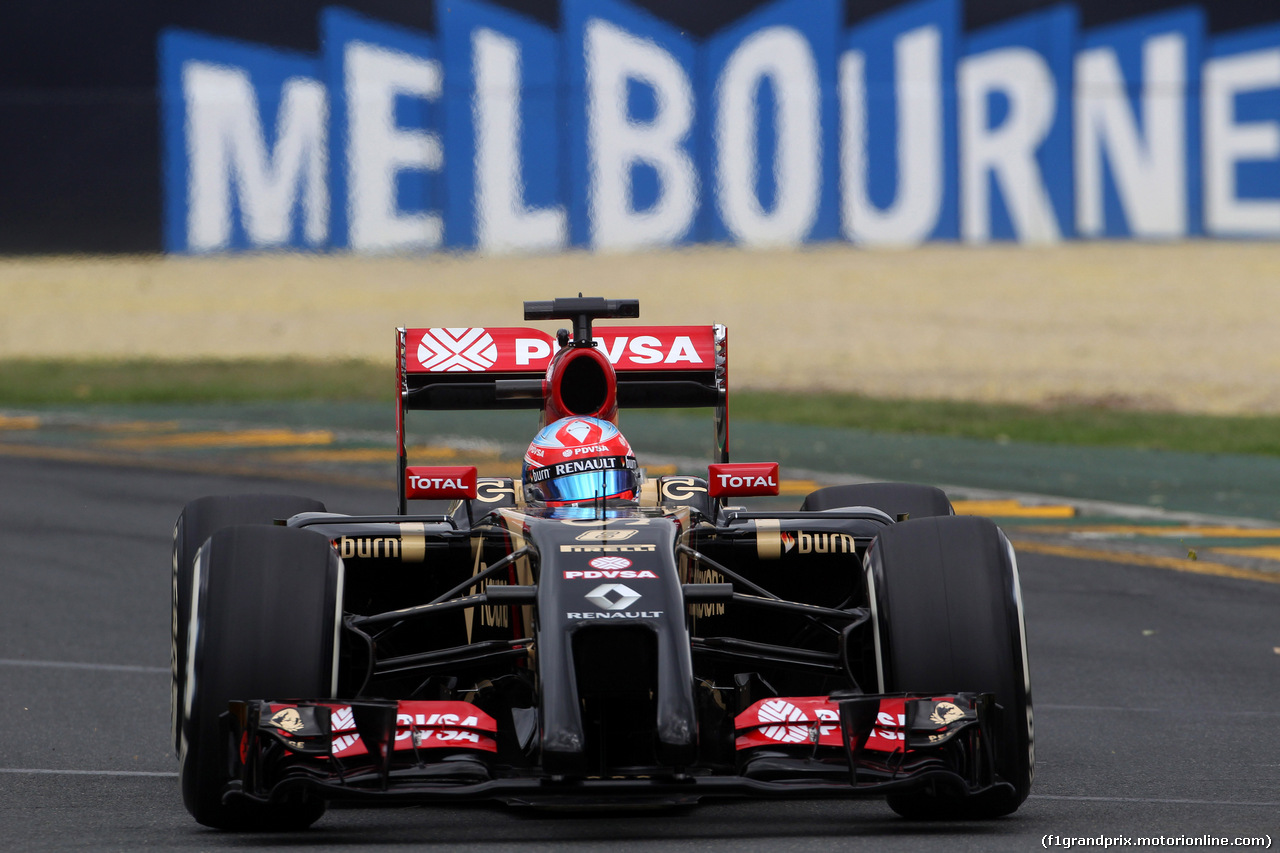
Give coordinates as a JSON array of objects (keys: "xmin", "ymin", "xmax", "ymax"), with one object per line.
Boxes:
[{"xmin": 171, "ymin": 297, "xmax": 1033, "ymax": 829}]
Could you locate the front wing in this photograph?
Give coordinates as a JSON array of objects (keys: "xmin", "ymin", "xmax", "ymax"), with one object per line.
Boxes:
[{"xmin": 222, "ymin": 691, "xmax": 1015, "ymax": 808}]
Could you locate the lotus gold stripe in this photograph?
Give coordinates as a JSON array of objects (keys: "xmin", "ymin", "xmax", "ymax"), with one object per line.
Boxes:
[
  {"xmin": 755, "ymin": 518, "xmax": 781, "ymax": 560},
  {"xmin": 398, "ymin": 522, "xmax": 427, "ymax": 562}
]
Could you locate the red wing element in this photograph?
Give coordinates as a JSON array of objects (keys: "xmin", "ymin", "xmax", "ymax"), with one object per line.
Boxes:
[
  {"xmin": 404, "ymin": 327, "xmax": 714, "ymax": 374},
  {"xmin": 265, "ymin": 701, "xmax": 499, "ymax": 757}
]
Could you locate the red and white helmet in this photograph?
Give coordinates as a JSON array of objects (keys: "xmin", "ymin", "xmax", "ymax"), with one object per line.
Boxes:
[{"xmin": 522, "ymin": 417, "xmax": 639, "ymax": 505}]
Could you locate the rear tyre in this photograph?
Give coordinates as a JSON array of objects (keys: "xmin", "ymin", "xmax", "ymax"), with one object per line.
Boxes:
[
  {"xmin": 801, "ymin": 483, "xmax": 953, "ymax": 519},
  {"xmin": 864, "ymin": 516, "xmax": 1033, "ymax": 819},
  {"xmin": 171, "ymin": 495, "xmax": 326, "ymax": 754},
  {"xmin": 179, "ymin": 524, "xmax": 342, "ymax": 830}
]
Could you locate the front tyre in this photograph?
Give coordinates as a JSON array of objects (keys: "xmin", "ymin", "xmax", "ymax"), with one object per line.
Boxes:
[
  {"xmin": 179, "ymin": 524, "xmax": 342, "ymax": 830},
  {"xmin": 171, "ymin": 495, "xmax": 326, "ymax": 755},
  {"xmin": 865, "ymin": 516, "xmax": 1033, "ymax": 819}
]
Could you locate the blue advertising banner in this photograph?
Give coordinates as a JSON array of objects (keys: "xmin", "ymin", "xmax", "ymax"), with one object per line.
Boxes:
[
  {"xmin": 1075, "ymin": 8, "xmax": 1204, "ymax": 239},
  {"xmin": 1202, "ymin": 23, "xmax": 1280, "ymax": 237},
  {"xmin": 153, "ymin": 0, "xmax": 1280, "ymax": 253},
  {"xmin": 321, "ymin": 9, "xmax": 445, "ymax": 253},
  {"xmin": 842, "ymin": 0, "xmax": 961, "ymax": 244},
  {"xmin": 959, "ymin": 4, "xmax": 1075, "ymax": 243},
  {"xmin": 561, "ymin": 0, "xmax": 699, "ymax": 250},
  {"xmin": 699, "ymin": 0, "xmax": 842, "ymax": 247},
  {"xmin": 439, "ymin": 0, "xmax": 566, "ymax": 253},
  {"xmin": 159, "ymin": 31, "xmax": 328, "ymax": 252}
]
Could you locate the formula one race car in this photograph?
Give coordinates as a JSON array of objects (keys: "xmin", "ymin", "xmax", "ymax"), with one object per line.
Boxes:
[{"xmin": 171, "ymin": 297, "xmax": 1033, "ymax": 829}]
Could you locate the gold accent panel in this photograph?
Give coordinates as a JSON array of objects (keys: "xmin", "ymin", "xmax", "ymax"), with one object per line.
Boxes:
[
  {"xmin": 755, "ymin": 518, "xmax": 781, "ymax": 560},
  {"xmin": 397, "ymin": 522, "xmax": 427, "ymax": 562}
]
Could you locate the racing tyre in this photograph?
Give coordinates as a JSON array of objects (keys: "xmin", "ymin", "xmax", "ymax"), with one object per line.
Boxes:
[
  {"xmin": 179, "ymin": 524, "xmax": 342, "ymax": 830},
  {"xmin": 800, "ymin": 483, "xmax": 953, "ymax": 519},
  {"xmin": 171, "ymin": 495, "xmax": 326, "ymax": 754},
  {"xmin": 865, "ymin": 516, "xmax": 1033, "ymax": 819}
]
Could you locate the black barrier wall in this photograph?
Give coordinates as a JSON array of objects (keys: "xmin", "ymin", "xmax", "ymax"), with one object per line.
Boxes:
[{"xmin": 3, "ymin": 0, "xmax": 1280, "ymax": 254}]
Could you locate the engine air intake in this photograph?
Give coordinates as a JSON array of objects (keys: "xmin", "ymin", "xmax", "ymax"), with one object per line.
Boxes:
[{"xmin": 548, "ymin": 345, "xmax": 617, "ymax": 422}]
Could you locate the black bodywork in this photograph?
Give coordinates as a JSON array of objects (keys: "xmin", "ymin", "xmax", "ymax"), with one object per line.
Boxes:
[{"xmin": 227, "ymin": 496, "xmax": 1007, "ymax": 806}]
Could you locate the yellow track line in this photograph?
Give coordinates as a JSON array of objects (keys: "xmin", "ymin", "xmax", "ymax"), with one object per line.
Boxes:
[
  {"xmin": 0, "ymin": 442, "xmax": 386, "ymax": 491},
  {"xmin": 954, "ymin": 499, "xmax": 1076, "ymax": 518},
  {"xmin": 779, "ymin": 479, "xmax": 821, "ymax": 496},
  {"xmin": 92, "ymin": 420, "xmax": 182, "ymax": 432},
  {"xmin": 100, "ymin": 428, "xmax": 333, "ymax": 449},
  {"xmin": 1012, "ymin": 539, "xmax": 1280, "ymax": 585},
  {"xmin": 1019, "ymin": 524, "xmax": 1280, "ymax": 538},
  {"xmin": 272, "ymin": 444, "xmax": 506, "ymax": 463}
]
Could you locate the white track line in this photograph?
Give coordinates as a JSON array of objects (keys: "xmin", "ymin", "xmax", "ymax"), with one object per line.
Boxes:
[
  {"xmin": 1037, "ymin": 703, "xmax": 1280, "ymax": 717},
  {"xmin": 1031, "ymin": 794, "xmax": 1280, "ymax": 807},
  {"xmin": 0, "ymin": 658, "xmax": 167, "ymax": 674},
  {"xmin": 0, "ymin": 769, "xmax": 177, "ymax": 777}
]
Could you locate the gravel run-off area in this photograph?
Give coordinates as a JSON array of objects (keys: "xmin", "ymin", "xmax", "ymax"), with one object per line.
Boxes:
[{"xmin": 4, "ymin": 242, "xmax": 1278, "ymax": 414}]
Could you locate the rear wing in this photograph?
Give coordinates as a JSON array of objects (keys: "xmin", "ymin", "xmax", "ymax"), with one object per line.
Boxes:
[{"xmin": 395, "ymin": 323, "xmax": 728, "ymax": 512}]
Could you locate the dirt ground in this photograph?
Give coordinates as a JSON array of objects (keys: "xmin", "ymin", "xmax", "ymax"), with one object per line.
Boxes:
[{"xmin": 3, "ymin": 242, "xmax": 1278, "ymax": 414}]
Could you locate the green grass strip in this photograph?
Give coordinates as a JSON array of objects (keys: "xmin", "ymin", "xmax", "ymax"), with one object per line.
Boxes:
[
  {"xmin": 0, "ymin": 358, "xmax": 391, "ymax": 404},
  {"xmin": 731, "ymin": 390, "xmax": 1280, "ymax": 457},
  {"xmin": 3, "ymin": 359, "xmax": 1279, "ymax": 458}
]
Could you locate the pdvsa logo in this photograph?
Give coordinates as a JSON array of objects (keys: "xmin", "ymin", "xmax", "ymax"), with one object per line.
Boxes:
[
  {"xmin": 756, "ymin": 699, "xmax": 810, "ymax": 744},
  {"xmin": 331, "ymin": 705, "xmax": 360, "ymax": 754},
  {"xmin": 588, "ymin": 556, "xmax": 631, "ymax": 570},
  {"xmin": 753, "ymin": 699, "xmax": 840, "ymax": 744},
  {"xmin": 416, "ymin": 328, "xmax": 497, "ymax": 372}
]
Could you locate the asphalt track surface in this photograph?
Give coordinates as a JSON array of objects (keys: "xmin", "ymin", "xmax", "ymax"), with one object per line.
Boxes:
[{"xmin": 2, "ymin": 454, "xmax": 1277, "ymax": 852}]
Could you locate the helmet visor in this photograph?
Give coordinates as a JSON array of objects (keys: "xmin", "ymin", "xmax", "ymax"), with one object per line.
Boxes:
[{"xmin": 529, "ymin": 469, "xmax": 638, "ymax": 505}]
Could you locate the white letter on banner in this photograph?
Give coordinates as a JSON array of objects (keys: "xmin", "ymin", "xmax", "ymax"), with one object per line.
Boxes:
[
  {"xmin": 1075, "ymin": 34, "xmax": 1187, "ymax": 238},
  {"xmin": 840, "ymin": 26, "xmax": 943, "ymax": 245},
  {"xmin": 345, "ymin": 42, "xmax": 442, "ymax": 252},
  {"xmin": 183, "ymin": 62, "xmax": 328, "ymax": 250},
  {"xmin": 585, "ymin": 18, "xmax": 696, "ymax": 250},
  {"xmin": 1204, "ymin": 49, "xmax": 1280, "ymax": 235},
  {"xmin": 715, "ymin": 26, "xmax": 821, "ymax": 246},
  {"xmin": 473, "ymin": 28, "xmax": 567, "ymax": 253},
  {"xmin": 959, "ymin": 48, "xmax": 1061, "ymax": 243},
  {"xmin": 515, "ymin": 337, "xmax": 552, "ymax": 365}
]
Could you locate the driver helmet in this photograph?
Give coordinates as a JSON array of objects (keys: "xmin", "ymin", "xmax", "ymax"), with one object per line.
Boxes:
[{"xmin": 522, "ymin": 417, "xmax": 639, "ymax": 505}]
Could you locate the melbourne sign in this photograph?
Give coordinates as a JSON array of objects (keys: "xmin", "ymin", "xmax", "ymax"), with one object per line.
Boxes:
[{"xmin": 159, "ymin": 0, "xmax": 1280, "ymax": 253}]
